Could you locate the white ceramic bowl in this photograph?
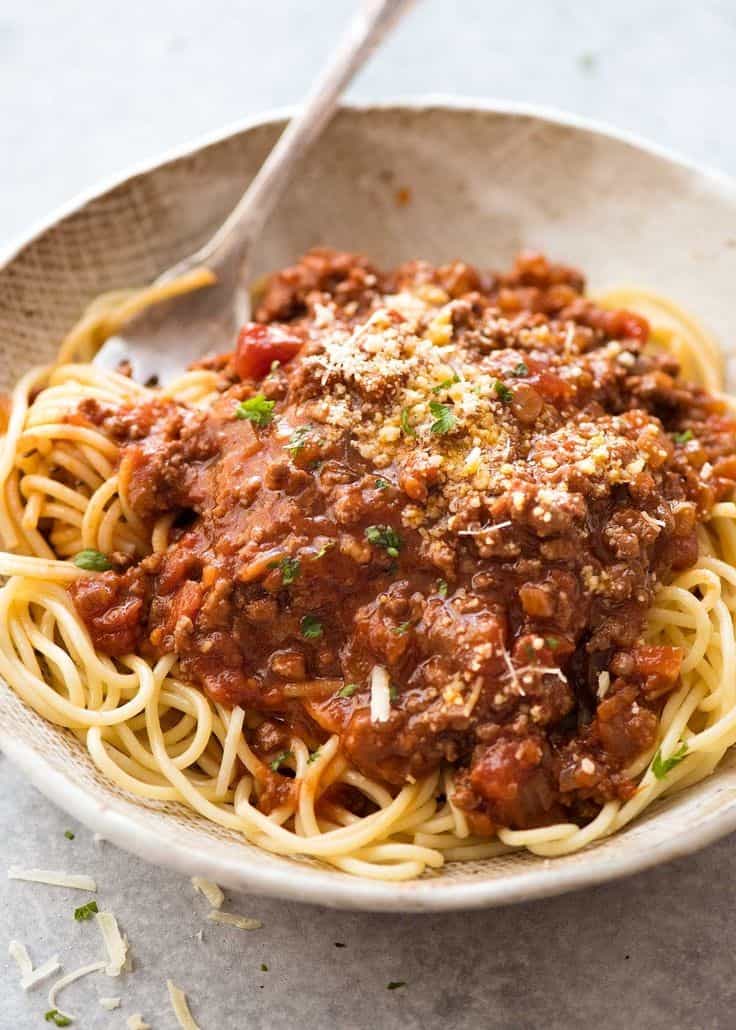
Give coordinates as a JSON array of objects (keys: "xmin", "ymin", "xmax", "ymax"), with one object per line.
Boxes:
[{"xmin": 2, "ymin": 100, "xmax": 736, "ymax": 912}]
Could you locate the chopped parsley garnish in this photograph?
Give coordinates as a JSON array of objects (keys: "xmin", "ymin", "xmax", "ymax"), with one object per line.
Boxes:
[
  {"xmin": 431, "ymin": 373, "xmax": 460, "ymax": 393},
  {"xmin": 374, "ymin": 477, "xmax": 391, "ymax": 491},
  {"xmin": 272, "ymin": 556, "xmax": 300, "ymax": 585},
  {"xmin": 400, "ymin": 406, "xmax": 417, "ymax": 437},
  {"xmin": 546, "ymin": 636, "xmax": 559, "ymax": 650},
  {"xmin": 389, "ymin": 685, "xmax": 399, "ymax": 703},
  {"xmin": 73, "ymin": 900, "xmax": 98, "ymax": 921},
  {"xmin": 314, "ymin": 540, "xmax": 334, "ymax": 560},
  {"xmin": 269, "ymin": 360, "xmax": 281, "ymax": 373},
  {"xmin": 337, "ymin": 683, "xmax": 358, "ymax": 698},
  {"xmin": 492, "ymin": 379, "xmax": 513, "ymax": 403},
  {"xmin": 235, "ymin": 394, "xmax": 275, "ymax": 426},
  {"xmin": 392, "ymin": 621, "xmax": 411, "ymax": 636},
  {"xmin": 429, "ymin": 400, "xmax": 457, "ymax": 435},
  {"xmin": 260, "ymin": 963, "xmax": 269, "ymax": 972},
  {"xmin": 652, "ymin": 743, "xmax": 688, "ymax": 779},
  {"xmin": 73, "ymin": 549, "xmax": 111, "ymax": 572},
  {"xmin": 387, "ymin": 981, "xmax": 406, "ymax": 990},
  {"xmin": 286, "ymin": 424, "xmax": 312, "ymax": 455},
  {"xmin": 300, "ymin": 614, "xmax": 323, "ymax": 640},
  {"xmin": 307, "ymin": 748, "xmax": 321, "ymax": 765},
  {"xmin": 511, "ymin": 362, "xmax": 529, "ymax": 377},
  {"xmin": 64, "ymin": 830, "xmax": 75, "ymax": 840},
  {"xmin": 270, "ymin": 750, "xmax": 293, "ymax": 773},
  {"xmin": 673, "ymin": 429, "xmax": 694, "ymax": 444},
  {"xmin": 365, "ymin": 524, "xmax": 402, "ymax": 558},
  {"xmin": 45, "ymin": 1012, "xmax": 72, "ymax": 1027},
  {"xmin": 436, "ymin": 579, "xmax": 448, "ymax": 598}
]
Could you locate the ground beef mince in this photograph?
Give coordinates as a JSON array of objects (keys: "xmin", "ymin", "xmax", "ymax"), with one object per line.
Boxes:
[{"xmin": 68, "ymin": 249, "xmax": 736, "ymax": 832}]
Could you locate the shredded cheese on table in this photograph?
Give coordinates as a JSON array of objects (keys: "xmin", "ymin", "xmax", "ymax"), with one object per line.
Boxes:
[
  {"xmin": 9, "ymin": 941, "xmax": 61, "ymax": 991},
  {"xmin": 7, "ymin": 867, "xmax": 96, "ymax": 891},
  {"xmin": 20, "ymin": 955, "xmax": 61, "ymax": 991},
  {"xmin": 95, "ymin": 911, "xmax": 128, "ymax": 975},
  {"xmin": 191, "ymin": 876, "xmax": 224, "ymax": 909},
  {"xmin": 167, "ymin": 979, "xmax": 201, "ymax": 1030},
  {"xmin": 8, "ymin": 939, "xmax": 32, "ymax": 978},
  {"xmin": 127, "ymin": 1016, "xmax": 151, "ymax": 1030},
  {"xmin": 47, "ymin": 961, "xmax": 106, "ymax": 1020},
  {"xmin": 207, "ymin": 909, "xmax": 263, "ymax": 931},
  {"xmin": 369, "ymin": 665, "xmax": 391, "ymax": 723}
]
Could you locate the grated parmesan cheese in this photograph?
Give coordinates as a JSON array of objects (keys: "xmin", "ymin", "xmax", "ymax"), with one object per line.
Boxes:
[
  {"xmin": 95, "ymin": 911, "xmax": 128, "ymax": 976},
  {"xmin": 99, "ymin": 997, "xmax": 121, "ymax": 1010},
  {"xmin": 597, "ymin": 671, "xmax": 611, "ymax": 699},
  {"xmin": 369, "ymin": 665, "xmax": 391, "ymax": 723},
  {"xmin": 8, "ymin": 867, "xmax": 96, "ymax": 891},
  {"xmin": 207, "ymin": 910, "xmax": 263, "ymax": 931},
  {"xmin": 167, "ymin": 979, "xmax": 201, "ymax": 1030},
  {"xmin": 191, "ymin": 876, "xmax": 224, "ymax": 909}
]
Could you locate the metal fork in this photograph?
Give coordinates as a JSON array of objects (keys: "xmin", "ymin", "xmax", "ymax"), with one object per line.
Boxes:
[{"xmin": 94, "ymin": 0, "xmax": 415, "ymax": 385}]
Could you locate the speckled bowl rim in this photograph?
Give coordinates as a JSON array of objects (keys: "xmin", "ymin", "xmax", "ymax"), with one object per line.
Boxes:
[{"xmin": 2, "ymin": 97, "xmax": 736, "ymax": 912}]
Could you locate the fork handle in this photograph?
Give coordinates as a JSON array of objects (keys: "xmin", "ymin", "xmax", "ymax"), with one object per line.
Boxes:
[{"xmin": 177, "ymin": 0, "xmax": 416, "ymax": 277}]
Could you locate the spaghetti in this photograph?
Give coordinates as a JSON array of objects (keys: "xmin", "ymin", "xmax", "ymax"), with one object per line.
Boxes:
[{"xmin": 1, "ymin": 249, "xmax": 735, "ymax": 880}]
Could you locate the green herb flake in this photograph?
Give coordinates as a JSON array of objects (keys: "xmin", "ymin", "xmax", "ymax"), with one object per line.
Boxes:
[
  {"xmin": 269, "ymin": 360, "xmax": 281, "ymax": 373},
  {"xmin": 270, "ymin": 750, "xmax": 293, "ymax": 773},
  {"xmin": 429, "ymin": 400, "xmax": 457, "ymax": 436},
  {"xmin": 307, "ymin": 748, "xmax": 321, "ymax": 765},
  {"xmin": 400, "ymin": 406, "xmax": 417, "ymax": 437},
  {"xmin": 511, "ymin": 362, "xmax": 529, "ymax": 377},
  {"xmin": 389, "ymin": 685, "xmax": 399, "ymax": 703},
  {"xmin": 436, "ymin": 579, "xmax": 449, "ymax": 598},
  {"xmin": 578, "ymin": 51, "xmax": 597, "ymax": 72},
  {"xmin": 64, "ymin": 830, "xmax": 75, "ymax": 840},
  {"xmin": 545, "ymin": 637, "xmax": 559, "ymax": 650},
  {"xmin": 275, "ymin": 556, "xmax": 300, "ymax": 585},
  {"xmin": 73, "ymin": 549, "xmax": 112, "ymax": 572},
  {"xmin": 374, "ymin": 477, "xmax": 391, "ymax": 491},
  {"xmin": 492, "ymin": 379, "xmax": 513, "ymax": 403},
  {"xmin": 365, "ymin": 524, "xmax": 403, "ymax": 559},
  {"xmin": 314, "ymin": 540, "xmax": 334, "ymax": 560},
  {"xmin": 260, "ymin": 963, "xmax": 269, "ymax": 972},
  {"xmin": 387, "ymin": 981, "xmax": 406, "ymax": 991},
  {"xmin": 300, "ymin": 614, "xmax": 323, "ymax": 640},
  {"xmin": 235, "ymin": 394, "xmax": 275, "ymax": 427},
  {"xmin": 286, "ymin": 425, "xmax": 311, "ymax": 455},
  {"xmin": 73, "ymin": 900, "xmax": 98, "ymax": 921},
  {"xmin": 431, "ymin": 373, "xmax": 460, "ymax": 393},
  {"xmin": 652, "ymin": 743, "xmax": 688, "ymax": 780},
  {"xmin": 392, "ymin": 621, "xmax": 411, "ymax": 636},
  {"xmin": 45, "ymin": 1012, "xmax": 72, "ymax": 1027},
  {"xmin": 673, "ymin": 429, "xmax": 694, "ymax": 444},
  {"xmin": 337, "ymin": 683, "xmax": 358, "ymax": 699}
]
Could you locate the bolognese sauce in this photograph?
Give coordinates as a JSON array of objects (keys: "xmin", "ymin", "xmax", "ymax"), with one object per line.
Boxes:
[{"xmin": 69, "ymin": 249, "xmax": 736, "ymax": 833}]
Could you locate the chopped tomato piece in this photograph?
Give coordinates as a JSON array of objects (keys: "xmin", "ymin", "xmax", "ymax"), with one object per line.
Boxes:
[
  {"xmin": 631, "ymin": 644, "xmax": 682, "ymax": 697},
  {"xmin": 234, "ymin": 323, "xmax": 303, "ymax": 380}
]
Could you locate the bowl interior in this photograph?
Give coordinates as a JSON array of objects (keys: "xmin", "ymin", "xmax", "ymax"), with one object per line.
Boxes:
[{"xmin": 2, "ymin": 103, "xmax": 736, "ymax": 910}]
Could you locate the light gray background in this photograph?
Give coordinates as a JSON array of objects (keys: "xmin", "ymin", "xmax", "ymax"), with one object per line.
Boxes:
[{"xmin": 2, "ymin": 1, "xmax": 736, "ymax": 1027}]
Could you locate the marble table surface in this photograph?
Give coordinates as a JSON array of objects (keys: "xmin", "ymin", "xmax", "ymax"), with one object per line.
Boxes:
[{"xmin": 2, "ymin": 1, "xmax": 736, "ymax": 1026}]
